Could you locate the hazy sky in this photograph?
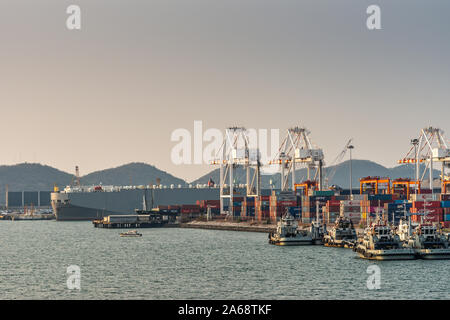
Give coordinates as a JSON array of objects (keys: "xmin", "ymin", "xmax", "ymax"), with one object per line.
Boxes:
[{"xmin": 0, "ymin": 0, "xmax": 449, "ymax": 182}]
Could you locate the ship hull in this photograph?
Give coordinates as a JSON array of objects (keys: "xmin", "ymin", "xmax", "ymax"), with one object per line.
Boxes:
[
  {"xmin": 52, "ymin": 188, "xmax": 257, "ymax": 221},
  {"xmin": 269, "ymin": 236, "xmax": 313, "ymax": 246},
  {"xmin": 417, "ymin": 249, "xmax": 450, "ymax": 260},
  {"xmin": 355, "ymin": 248, "xmax": 417, "ymax": 260},
  {"xmin": 53, "ymin": 203, "xmax": 117, "ymax": 221}
]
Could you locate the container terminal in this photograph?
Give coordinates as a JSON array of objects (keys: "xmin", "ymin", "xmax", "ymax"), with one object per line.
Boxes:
[
  {"xmin": 2, "ymin": 126, "xmax": 449, "ymax": 231},
  {"xmin": 48, "ymin": 126, "xmax": 450, "ymax": 230}
]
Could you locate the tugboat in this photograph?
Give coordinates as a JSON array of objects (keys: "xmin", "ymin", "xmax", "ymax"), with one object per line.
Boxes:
[
  {"xmin": 324, "ymin": 215, "xmax": 357, "ymax": 248},
  {"xmin": 410, "ymin": 222, "xmax": 450, "ymax": 259},
  {"xmin": 120, "ymin": 230, "xmax": 142, "ymax": 237},
  {"xmin": 268, "ymin": 211, "xmax": 313, "ymax": 246},
  {"xmin": 353, "ymin": 217, "xmax": 416, "ymax": 260}
]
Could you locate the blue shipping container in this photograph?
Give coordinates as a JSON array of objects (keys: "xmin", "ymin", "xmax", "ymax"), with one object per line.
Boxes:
[
  {"xmin": 368, "ymin": 194, "xmax": 392, "ymax": 201},
  {"xmin": 441, "ymin": 201, "xmax": 450, "ymax": 208}
]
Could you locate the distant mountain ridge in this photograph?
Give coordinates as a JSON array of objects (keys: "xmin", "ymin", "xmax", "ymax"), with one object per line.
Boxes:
[
  {"xmin": 0, "ymin": 162, "xmax": 187, "ymax": 204},
  {"xmin": 80, "ymin": 162, "xmax": 186, "ymax": 187},
  {"xmin": 0, "ymin": 160, "xmax": 443, "ymax": 205}
]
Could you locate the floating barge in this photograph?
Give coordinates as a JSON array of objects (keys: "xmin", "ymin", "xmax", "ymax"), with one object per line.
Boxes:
[{"xmin": 180, "ymin": 220, "xmax": 276, "ymax": 233}]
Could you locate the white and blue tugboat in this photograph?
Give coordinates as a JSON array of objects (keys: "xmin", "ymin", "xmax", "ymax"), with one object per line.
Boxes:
[
  {"xmin": 354, "ymin": 217, "xmax": 416, "ymax": 260},
  {"xmin": 269, "ymin": 211, "xmax": 313, "ymax": 246},
  {"xmin": 324, "ymin": 215, "xmax": 357, "ymax": 248}
]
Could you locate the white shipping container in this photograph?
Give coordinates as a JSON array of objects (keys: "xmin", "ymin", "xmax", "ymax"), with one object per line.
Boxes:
[
  {"xmin": 351, "ymin": 194, "xmax": 368, "ymax": 201},
  {"xmin": 411, "ymin": 194, "xmax": 434, "ymax": 201},
  {"xmin": 340, "ymin": 200, "xmax": 361, "ymax": 206},
  {"xmin": 342, "ymin": 212, "xmax": 361, "ymax": 218}
]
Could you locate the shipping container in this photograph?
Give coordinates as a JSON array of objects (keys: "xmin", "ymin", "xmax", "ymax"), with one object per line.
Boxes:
[
  {"xmin": 340, "ymin": 200, "xmax": 361, "ymax": 206},
  {"xmin": 312, "ymin": 190, "xmax": 335, "ymax": 196},
  {"xmin": 441, "ymin": 201, "xmax": 450, "ymax": 208},
  {"xmin": 351, "ymin": 194, "xmax": 368, "ymax": 201},
  {"xmin": 368, "ymin": 194, "xmax": 392, "ymax": 201},
  {"xmin": 410, "ymin": 193, "xmax": 434, "ymax": 201},
  {"xmin": 412, "ymin": 201, "xmax": 441, "ymax": 209}
]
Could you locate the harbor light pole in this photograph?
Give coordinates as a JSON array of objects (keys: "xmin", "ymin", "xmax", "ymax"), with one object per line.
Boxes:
[
  {"xmin": 348, "ymin": 145, "xmax": 354, "ymax": 195},
  {"xmin": 411, "ymin": 138, "xmax": 419, "ymax": 196}
]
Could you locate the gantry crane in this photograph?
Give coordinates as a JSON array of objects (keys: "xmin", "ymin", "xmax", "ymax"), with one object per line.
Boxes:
[
  {"xmin": 269, "ymin": 127, "xmax": 324, "ymax": 192},
  {"xmin": 398, "ymin": 126, "xmax": 450, "ymax": 193},
  {"xmin": 211, "ymin": 127, "xmax": 261, "ymax": 215},
  {"xmin": 391, "ymin": 178, "xmax": 421, "ymax": 198},
  {"xmin": 360, "ymin": 176, "xmax": 391, "ymax": 195}
]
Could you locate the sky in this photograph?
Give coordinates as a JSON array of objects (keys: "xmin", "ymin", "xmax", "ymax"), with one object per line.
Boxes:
[{"xmin": 0, "ymin": 0, "xmax": 449, "ymax": 182}]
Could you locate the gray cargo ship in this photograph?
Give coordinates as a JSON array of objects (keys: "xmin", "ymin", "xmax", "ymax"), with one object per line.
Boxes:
[{"xmin": 51, "ymin": 184, "xmax": 247, "ymax": 221}]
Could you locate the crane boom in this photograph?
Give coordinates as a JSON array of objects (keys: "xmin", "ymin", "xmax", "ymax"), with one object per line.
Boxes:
[{"xmin": 324, "ymin": 139, "xmax": 353, "ymax": 188}]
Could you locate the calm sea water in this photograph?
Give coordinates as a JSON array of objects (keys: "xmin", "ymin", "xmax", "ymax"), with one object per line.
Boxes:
[{"xmin": 0, "ymin": 221, "xmax": 449, "ymax": 300}]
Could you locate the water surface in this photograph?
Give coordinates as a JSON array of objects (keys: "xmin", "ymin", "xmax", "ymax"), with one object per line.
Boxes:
[{"xmin": 0, "ymin": 221, "xmax": 448, "ymax": 299}]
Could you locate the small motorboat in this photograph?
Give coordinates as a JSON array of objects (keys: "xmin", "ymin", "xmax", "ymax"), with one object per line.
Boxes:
[{"xmin": 120, "ymin": 230, "xmax": 142, "ymax": 237}]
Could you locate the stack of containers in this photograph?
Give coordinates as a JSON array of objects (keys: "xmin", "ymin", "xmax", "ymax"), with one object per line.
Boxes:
[
  {"xmin": 231, "ymin": 197, "xmax": 243, "ymax": 217},
  {"xmin": 410, "ymin": 200, "xmax": 443, "ymax": 223},
  {"xmin": 180, "ymin": 204, "xmax": 201, "ymax": 221},
  {"xmin": 270, "ymin": 191, "xmax": 298, "ymax": 222},
  {"xmin": 196, "ymin": 200, "xmax": 220, "ymax": 215},
  {"xmin": 440, "ymin": 194, "xmax": 450, "ymax": 227},
  {"xmin": 256, "ymin": 195, "xmax": 270, "ymax": 221},
  {"xmin": 181, "ymin": 204, "xmax": 200, "ymax": 214},
  {"xmin": 383, "ymin": 202, "xmax": 412, "ymax": 225},
  {"xmin": 301, "ymin": 195, "xmax": 315, "ymax": 223},
  {"xmin": 241, "ymin": 197, "xmax": 255, "ymax": 217},
  {"xmin": 323, "ymin": 199, "xmax": 340, "ymax": 224},
  {"xmin": 360, "ymin": 194, "xmax": 393, "ymax": 223},
  {"xmin": 340, "ymin": 200, "xmax": 361, "ymax": 225},
  {"xmin": 301, "ymin": 195, "xmax": 335, "ymax": 224}
]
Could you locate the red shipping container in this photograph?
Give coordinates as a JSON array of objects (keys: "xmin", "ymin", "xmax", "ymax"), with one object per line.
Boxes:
[
  {"xmin": 278, "ymin": 200, "xmax": 297, "ymax": 206},
  {"xmin": 182, "ymin": 204, "xmax": 200, "ymax": 209},
  {"xmin": 412, "ymin": 201, "xmax": 441, "ymax": 209},
  {"xmin": 411, "ymin": 207, "xmax": 443, "ymax": 215},
  {"xmin": 327, "ymin": 200, "xmax": 341, "ymax": 207},
  {"xmin": 442, "ymin": 221, "xmax": 450, "ymax": 228},
  {"xmin": 412, "ymin": 214, "xmax": 442, "ymax": 223}
]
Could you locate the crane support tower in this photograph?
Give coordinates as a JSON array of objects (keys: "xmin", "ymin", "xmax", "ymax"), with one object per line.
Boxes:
[
  {"xmin": 269, "ymin": 127, "xmax": 324, "ymax": 192},
  {"xmin": 398, "ymin": 127, "xmax": 450, "ymax": 193},
  {"xmin": 211, "ymin": 127, "xmax": 261, "ymax": 216}
]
